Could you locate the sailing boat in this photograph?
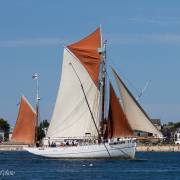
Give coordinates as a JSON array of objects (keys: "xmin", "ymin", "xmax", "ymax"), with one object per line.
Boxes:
[
  {"xmin": 25, "ymin": 28, "xmax": 162, "ymax": 159},
  {"xmin": 11, "ymin": 96, "xmax": 37, "ymax": 145}
]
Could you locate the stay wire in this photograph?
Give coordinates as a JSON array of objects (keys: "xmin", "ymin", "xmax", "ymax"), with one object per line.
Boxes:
[
  {"xmin": 69, "ymin": 62, "xmax": 112, "ymax": 158},
  {"xmin": 108, "ymin": 58, "xmax": 141, "ymax": 95}
]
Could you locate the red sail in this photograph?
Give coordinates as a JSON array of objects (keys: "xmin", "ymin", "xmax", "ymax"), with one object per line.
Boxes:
[
  {"xmin": 11, "ymin": 96, "xmax": 36, "ymax": 144},
  {"xmin": 107, "ymin": 84, "xmax": 133, "ymax": 138},
  {"xmin": 67, "ymin": 28, "xmax": 101, "ymax": 85}
]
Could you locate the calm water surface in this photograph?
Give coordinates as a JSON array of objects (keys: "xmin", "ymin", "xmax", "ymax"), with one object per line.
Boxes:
[{"xmin": 0, "ymin": 151, "xmax": 180, "ymax": 179}]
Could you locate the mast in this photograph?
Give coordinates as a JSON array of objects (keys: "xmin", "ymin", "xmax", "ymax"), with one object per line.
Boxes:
[
  {"xmin": 69, "ymin": 61, "xmax": 111, "ymax": 158},
  {"xmin": 32, "ymin": 73, "xmax": 40, "ymax": 145},
  {"xmin": 98, "ymin": 27, "xmax": 107, "ymax": 138}
]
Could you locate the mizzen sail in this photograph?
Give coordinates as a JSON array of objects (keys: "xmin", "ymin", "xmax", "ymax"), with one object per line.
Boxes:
[
  {"xmin": 47, "ymin": 29, "xmax": 101, "ymax": 139},
  {"xmin": 107, "ymin": 84, "xmax": 133, "ymax": 138},
  {"xmin": 11, "ymin": 96, "xmax": 36, "ymax": 144},
  {"xmin": 112, "ymin": 68, "xmax": 163, "ymax": 137}
]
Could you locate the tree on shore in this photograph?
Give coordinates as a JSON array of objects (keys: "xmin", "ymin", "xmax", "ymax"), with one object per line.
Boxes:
[
  {"xmin": 0, "ymin": 118, "xmax": 10, "ymax": 141},
  {"xmin": 172, "ymin": 122, "xmax": 180, "ymax": 129},
  {"xmin": 38, "ymin": 120, "xmax": 49, "ymax": 141},
  {"xmin": 161, "ymin": 122, "xmax": 180, "ymax": 144}
]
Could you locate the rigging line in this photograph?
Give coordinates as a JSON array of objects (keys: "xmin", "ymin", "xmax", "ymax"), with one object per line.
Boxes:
[
  {"xmin": 69, "ymin": 62, "xmax": 111, "ymax": 158},
  {"xmin": 110, "ymin": 145, "xmax": 128, "ymax": 157},
  {"xmin": 103, "ymin": 71, "xmax": 134, "ymax": 158},
  {"xmin": 112, "ymin": 68, "xmax": 162, "ymax": 137},
  {"xmin": 110, "ymin": 144, "xmax": 134, "ymax": 159},
  {"xmin": 70, "ymin": 63, "xmax": 100, "ymax": 136},
  {"xmin": 108, "ymin": 58, "xmax": 141, "ymax": 95}
]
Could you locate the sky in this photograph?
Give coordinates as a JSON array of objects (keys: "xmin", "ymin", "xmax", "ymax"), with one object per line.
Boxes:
[{"xmin": 0, "ymin": 0, "xmax": 180, "ymax": 126}]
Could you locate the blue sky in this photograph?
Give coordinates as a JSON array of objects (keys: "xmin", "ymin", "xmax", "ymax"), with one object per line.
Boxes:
[{"xmin": 0, "ymin": 0, "xmax": 180, "ymax": 125}]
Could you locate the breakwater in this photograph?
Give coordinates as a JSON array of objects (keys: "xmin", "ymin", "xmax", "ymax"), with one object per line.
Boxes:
[{"xmin": 136, "ymin": 145, "xmax": 180, "ymax": 152}]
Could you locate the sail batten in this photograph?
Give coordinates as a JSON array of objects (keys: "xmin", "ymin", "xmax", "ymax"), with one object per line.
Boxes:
[
  {"xmin": 11, "ymin": 96, "xmax": 36, "ymax": 144},
  {"xmin": 112, "ymin": 68, "xmax": 163, "ymax": 137}
]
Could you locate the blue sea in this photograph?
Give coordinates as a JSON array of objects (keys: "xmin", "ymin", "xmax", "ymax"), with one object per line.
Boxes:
[{"xmin": 0, "ymin": 151, "xmax": 180, "ymax": 180}]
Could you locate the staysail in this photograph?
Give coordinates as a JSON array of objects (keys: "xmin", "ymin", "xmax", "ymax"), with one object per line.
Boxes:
[
  {"xmin": 107, "ymin": 84, "xmax": 133, "ymax": 138},
  {"xmin": 111, "ymin": 68, "xmax": 163, "ymax": 137},
  {"xmin": 11, "ymin": 96, "xmax": 36, "ymax": 144},
  {"xmin": 47, "ymin": 28, "xmax": 101, "ymax": 139}
]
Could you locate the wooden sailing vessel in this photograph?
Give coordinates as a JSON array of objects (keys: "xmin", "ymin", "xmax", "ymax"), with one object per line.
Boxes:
[{"xmin": 25, "ymin": 28, "xmax": 162, "ymax": 159}]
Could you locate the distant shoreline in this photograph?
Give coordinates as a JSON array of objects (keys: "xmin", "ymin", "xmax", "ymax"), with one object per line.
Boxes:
[
  {"xmin": 136, "ymin": 145, "xmax": 180, "ymax": 152},
  {"xmin": 0, "ymin": 144, "xmax": 180, "ymax": 152},
  {"xmin": 0, "ymin": 144, "xmax": 27, "ymax": 151}
]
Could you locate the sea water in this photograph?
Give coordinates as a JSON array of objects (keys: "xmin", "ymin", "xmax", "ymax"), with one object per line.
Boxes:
[{"xmin": 0, "ymin": 151, "xmax": 180, "ymax": 179}]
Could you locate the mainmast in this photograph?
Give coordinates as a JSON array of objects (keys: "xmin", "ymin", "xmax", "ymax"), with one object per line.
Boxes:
[
  {"xmin": 98, "ymin": 27, "xmax": 107, "ymax": 138},
  {"xmin": 32, "ymin": 73, "xmax": 40, "ymax": 145}
]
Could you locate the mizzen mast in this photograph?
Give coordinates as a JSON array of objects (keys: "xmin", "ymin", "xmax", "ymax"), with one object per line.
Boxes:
[{"xmin": 32, "ymin": 73, "xmax": 40, "ymax": 145}]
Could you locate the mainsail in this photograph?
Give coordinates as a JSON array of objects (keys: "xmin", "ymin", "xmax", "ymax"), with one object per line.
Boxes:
[
  {"xmin": 111, "ymin": 68, "xmax": 163, "ymax": 137},
  {"xmin": 11, "ymin": 96, "xmax": 36, "ymax": 144},
  {"xmin": 107, "ymin": 84, "xmax": 133, "ymax": 138},
  {"xmin": 47, "ymin": 28, "xmax": 101, "ymax": 139}
]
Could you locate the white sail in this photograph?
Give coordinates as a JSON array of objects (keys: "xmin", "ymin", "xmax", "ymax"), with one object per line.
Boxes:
[
  {"xmin": 47, "ymin": 48, "xmax": 100, "ymax": 139},
  {"xmin": 112, "ymin": 68, "xmax": 163, "ymax": 138}
]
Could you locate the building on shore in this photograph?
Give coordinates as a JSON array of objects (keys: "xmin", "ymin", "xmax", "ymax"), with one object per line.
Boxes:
[
  {"xmin": 174, "ymin": 128, "xmax": 180, "ymax": 144},
  {"xmin": 8, "ymin": 126, "xmax": 14, "ymax": 141},
  {"xmin": 134, "ymin": 119, "xmax": 162, "ymax": 138},
  {"xmin": 0, "ymin": 128, "xmax": 5, "ymax": 142}
]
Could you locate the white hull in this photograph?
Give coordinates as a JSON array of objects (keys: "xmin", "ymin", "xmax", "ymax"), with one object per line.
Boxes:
[{"xmin": 25, "ymin": 141, "xmax": 136, "ymax": 159}]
